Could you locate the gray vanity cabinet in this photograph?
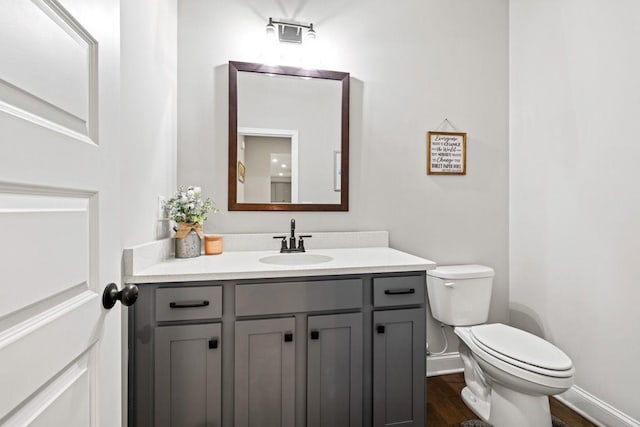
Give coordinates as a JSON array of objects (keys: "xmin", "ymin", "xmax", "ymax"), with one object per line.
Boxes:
[
  {"xmin": 372, "ymin": 308, "xmax": 426, "ymax": 427},
  {"xmin": 154, "ymin": 323, "xmax": 221, "ymax": 427},
  {"xmin": 129, "ymin": 272, "xmax": 427, "ymax": 427},
  {"xmin": 307, "ymin": 313, "xmax": 363, "ymax": 427},
  {"xmin": 234, "ymin": 317, "xmax": 296, "ymax": 427}
]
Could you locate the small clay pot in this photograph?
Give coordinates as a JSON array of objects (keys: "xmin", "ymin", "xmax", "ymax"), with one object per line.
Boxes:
[{"xmin": 204, "ymin": 235, "xmax": 223, "ymax": 255}]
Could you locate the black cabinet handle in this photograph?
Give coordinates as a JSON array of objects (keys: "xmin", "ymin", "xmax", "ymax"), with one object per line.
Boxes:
[
  {"xmin": 384, "ymin": 288, "xmax": 415, "ymax": 295},
  {"xmin": 169, "ymin": 300, "xmax": 210, "ymax": 309},
  {"xmin": 209, "ymin": 338, "xmax": 218, "ymax": 349},
  {"xmin": 284, "ymin": 332, "xmax": 293, "ymax": 342},
  {"xmin": 376, "ymin": 324, "xmax": 385, "ymax": 334},
  {"xmin": 310, "ymin": 330, "xmax": 319, "ymax": 340}
]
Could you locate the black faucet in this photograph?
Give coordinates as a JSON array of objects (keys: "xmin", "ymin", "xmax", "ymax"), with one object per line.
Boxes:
[
  {"xmin": 289, "ymin": 218, "xmax": 296, "ymax": 250},
  {"xmin": 273, "ymin": 218, "xmax": 312, "ymax": 253}
]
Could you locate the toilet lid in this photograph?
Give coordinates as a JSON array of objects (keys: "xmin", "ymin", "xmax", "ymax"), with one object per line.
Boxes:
[
  {"xmin": 427, "ymin": 264, "xmax": 495, "ymax": 280},
  {"xmin": 470, "ymin": 324, "xmax": 573, "ymax": 372}
]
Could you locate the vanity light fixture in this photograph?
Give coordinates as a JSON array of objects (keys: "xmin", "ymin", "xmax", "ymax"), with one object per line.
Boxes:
[
  {"xmin": 266, "ymin": 17, "xmax": 317, "ymax": 44},
  {"xmin": 263, "ymin": 18, "xmax": 318, "ymax": 67},
  {"xmin": 265, "ymin": 18, "xmax": 277, "ymax": 41}
]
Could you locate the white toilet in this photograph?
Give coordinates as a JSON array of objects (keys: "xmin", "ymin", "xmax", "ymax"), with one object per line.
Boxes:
[{"xmin": 426, "ymin": 265, "xmax": 574, "ymax": 427}]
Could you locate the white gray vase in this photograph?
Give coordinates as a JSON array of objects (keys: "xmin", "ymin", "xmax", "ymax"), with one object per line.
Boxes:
[{"xmin": 175, "ymin": 230, "xmax": 201, "ymax": 258}]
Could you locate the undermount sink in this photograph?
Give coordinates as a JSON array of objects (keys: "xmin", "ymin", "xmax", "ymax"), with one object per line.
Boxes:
[{"xmin": 259, "ymin": 253, "xmax": 334, "ymax": 266}]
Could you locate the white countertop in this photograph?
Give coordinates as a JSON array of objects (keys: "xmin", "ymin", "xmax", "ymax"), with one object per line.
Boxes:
[{"xmin": 125, "ymin": 247, "xmax": 436, "ymax": 283}]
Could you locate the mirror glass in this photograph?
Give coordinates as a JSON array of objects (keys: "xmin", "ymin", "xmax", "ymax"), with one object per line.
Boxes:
[{"xmin": 229, "ymin": 61, "xmax": 349, "ymax": 211}]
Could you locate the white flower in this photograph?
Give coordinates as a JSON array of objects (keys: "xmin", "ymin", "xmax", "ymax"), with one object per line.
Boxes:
[{"xmin": 165, "ymin": 185, "xmax": 217, "ymax": 225}]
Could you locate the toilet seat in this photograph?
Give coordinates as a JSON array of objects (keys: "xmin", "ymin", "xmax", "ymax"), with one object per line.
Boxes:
[
  {"xmin": 469, "ymin": 324, "xmax": 574, "ymax": 378},
  {"xmin": 455, "ymin": 325, "xmax": 575, "ymax": 391}
]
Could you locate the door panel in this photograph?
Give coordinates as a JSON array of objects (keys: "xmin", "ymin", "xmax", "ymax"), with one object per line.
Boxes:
[
  {"xmin": 29, "ymin": 369, "xmax": 90, "ymax": 427},
  {"xmin": 0, "ymin": 292, "xmax": 98, "ymax": 420},
  {"xmin": 0, "ymin": 192, "xmax": 90, "ymax": 320},
  {"xmin": 307, "ymin": 312, "xmax": 363, "ymax": 427},
  {"xmin": 0, "ymin": 0, "xmax": 121, "ymax": 425},
  {"xmin": 373, "ymin": 309, "xmax": 426, "ymax": 427},
  {"xmin": 0, "ymin": 0, "xmax": 98, "ymax": 140},
  {"xmin": 235, "ymin": 317, "xmax": 296, "ymax": 427},
  {"xmin": 155, "ymin": 323, "xmax": 222, "ymax": 427},
  {"xmin": 4, "ymin": 353, "xmax": 92, "ymax": 427}
]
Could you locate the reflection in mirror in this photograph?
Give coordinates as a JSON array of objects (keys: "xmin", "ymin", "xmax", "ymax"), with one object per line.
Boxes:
[
  {"xmin": 229, "ymin": 61, "xmax": 349, "ymax": 211},
  {"xmin": 237, "ymin": 130, "xmax": 296, "ymax": 203}
]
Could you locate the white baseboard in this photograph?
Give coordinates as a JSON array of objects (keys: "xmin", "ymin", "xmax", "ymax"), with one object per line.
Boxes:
[
  {"xmin": 426, "ymin": 352, "xmax": 463, "ymax": 377},
  {"xmin": 556, "ymin": 386, "xmax": 640, "ymax": 427}
]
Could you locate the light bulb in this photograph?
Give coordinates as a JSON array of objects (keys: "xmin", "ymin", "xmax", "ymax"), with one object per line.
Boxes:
[
  {"xmin": 302, "ymin": 23, "xmax": 318, "ymax": 68},
  {"xmin": 306, "ymin": 23, "xmax": 316, "ymax": 42},
  {"xmin": 264, "ymin": 18, "xmax": 279, "ymax": 65},
  {"xmin": 265, "ymin": 18, "xmax": 276, "ymax": 41}
]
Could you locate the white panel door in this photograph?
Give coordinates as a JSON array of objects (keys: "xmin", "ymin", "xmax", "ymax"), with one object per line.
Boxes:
[{"xmin": 0, "ymin": 0, "xmax": 123, "ymax": 426}]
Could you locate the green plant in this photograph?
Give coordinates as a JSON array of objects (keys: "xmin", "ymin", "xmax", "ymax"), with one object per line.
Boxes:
[{"xmin": 165, "ymin": 186, "xmax": 217, "ymax": 225}]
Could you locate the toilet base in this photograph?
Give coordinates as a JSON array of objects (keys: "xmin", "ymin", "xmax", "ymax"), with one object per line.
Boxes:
[
  {"xmin": 462, "ymin": 384, "xmax": 553, "ymax": 427},
  {"xmin": 461, "ymin": 386, "xmax": 490, "ymax": 421},
  {"xmin": 487, "ymin": 383, "xmax": 553, "ymax": 427}
]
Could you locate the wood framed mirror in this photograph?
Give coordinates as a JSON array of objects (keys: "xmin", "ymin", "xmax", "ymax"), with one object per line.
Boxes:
[{"xmin": 228, "ymin": 61, "xmax": 349, "ymax": 211}]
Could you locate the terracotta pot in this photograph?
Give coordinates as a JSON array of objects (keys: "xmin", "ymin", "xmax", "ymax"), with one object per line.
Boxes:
[{"xmin": 204, "ymin": 235, "xmax": 223, "ymax": 255}]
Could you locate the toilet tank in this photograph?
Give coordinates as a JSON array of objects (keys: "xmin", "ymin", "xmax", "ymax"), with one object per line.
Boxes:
[{"xmin": 426, "ymin": 264, "xmax": 495, "ymax": 326}]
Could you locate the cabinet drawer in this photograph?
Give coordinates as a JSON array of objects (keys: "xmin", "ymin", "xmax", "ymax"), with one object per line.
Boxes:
[
  {"xmin": 373, "ymin": 275, "xmax": 425, "ymax": 307},
  {"xmin": 236, "ymin": 279, "xmax": 363, "ymax": 316},
  {"xmin": 156, "ymin": 286, "xmax": 222, "ymax": 321}
]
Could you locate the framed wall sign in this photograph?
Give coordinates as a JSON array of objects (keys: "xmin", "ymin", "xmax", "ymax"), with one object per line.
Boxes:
[{"xmin": 427, "ymin": 131, "xmax": 467, "ymax": 175}]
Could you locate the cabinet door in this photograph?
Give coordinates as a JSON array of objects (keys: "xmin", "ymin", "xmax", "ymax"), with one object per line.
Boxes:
[
  {"xmin": 235, "ymin": 318, "xmax": 296, "ymax": 427},
  {"xmin": 373, "ymin": 309, "xmax": 425, "ymax": 427},
  {"xmin": 307, "ymin": 313, "xmax": 363, "ymax": 427},
  {"xmin": 155, "ymin": 323, "xmax": 221, "ymax": 427}
]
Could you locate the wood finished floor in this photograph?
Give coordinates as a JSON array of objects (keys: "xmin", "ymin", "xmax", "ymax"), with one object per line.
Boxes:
[{"xmin": 427, "ymin": 373, "xmax": 598, "ymax": 427}]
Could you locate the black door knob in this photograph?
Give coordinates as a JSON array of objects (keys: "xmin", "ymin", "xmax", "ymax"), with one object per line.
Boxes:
[{"xmin": 102, "ymin": 283, "xmax": 139, "ymax": 309}]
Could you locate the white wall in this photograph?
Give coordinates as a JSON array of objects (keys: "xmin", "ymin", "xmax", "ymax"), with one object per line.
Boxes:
[
  {"xmin": 121, "ymin": 0, "xmax": 177, "ymax": 248},
  {"xmin": 178, "ymin": 0, "xmax": 509, "ymax": 348},
  {"xmin": 510, "ymin": 0, "xmax": 640, "ymax": 422},
  {"xmin": 120, "ymin": 2, "xmax": 177, "ymax": 423}
]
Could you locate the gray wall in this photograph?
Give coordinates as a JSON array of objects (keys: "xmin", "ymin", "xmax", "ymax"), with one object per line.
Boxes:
[
  {"xmin": 510, "ymin": 0, "xmax": 640, "ymax": 422},
  {"xmin": 177, "ymin": 0, "xmax": 510, "ymax": 348}
]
